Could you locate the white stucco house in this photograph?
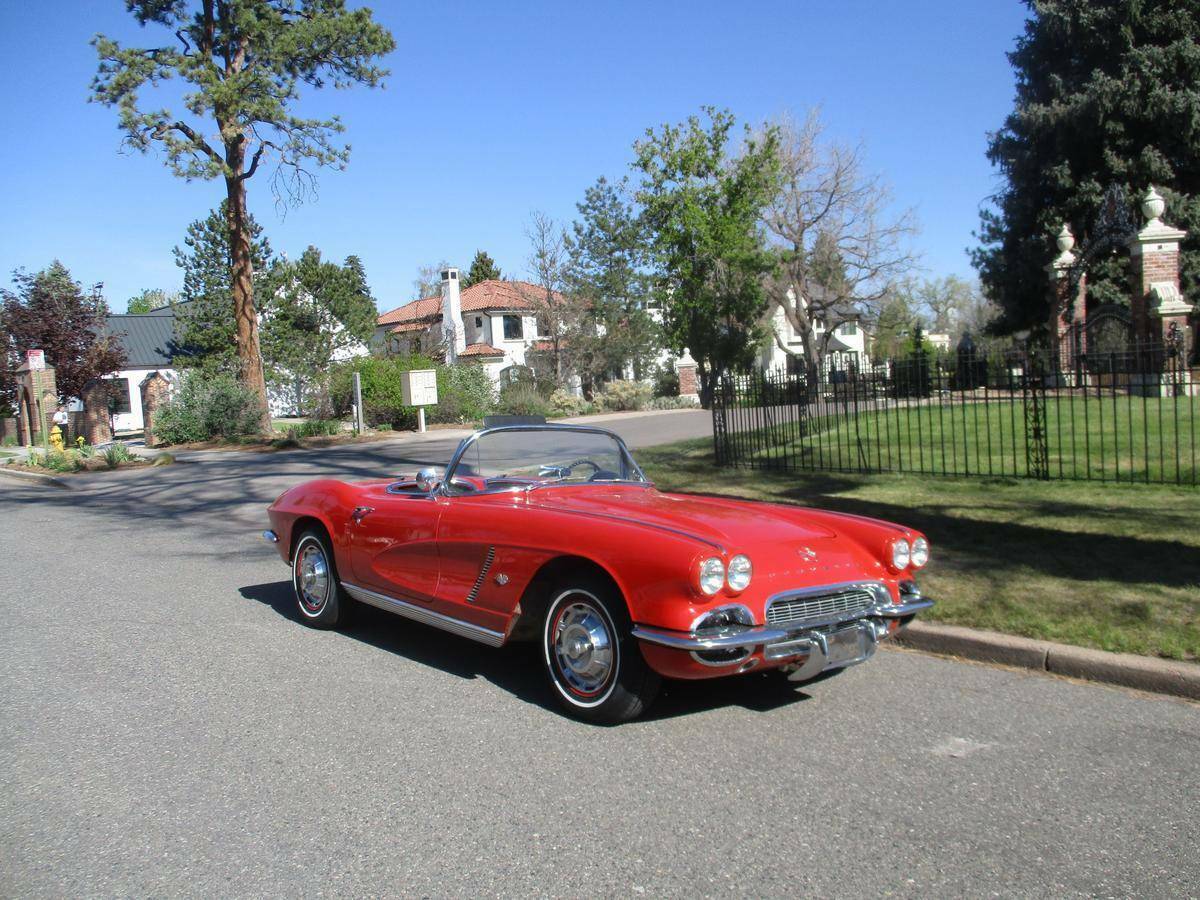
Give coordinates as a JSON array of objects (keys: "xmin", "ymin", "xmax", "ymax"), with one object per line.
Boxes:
[
  {"xmin": 373, "ymin": 269, "xmax": 566, "ymax": 389},
  {"xmin": 759, "ymin": 285, "xmax": 871, "ymax": 376}
]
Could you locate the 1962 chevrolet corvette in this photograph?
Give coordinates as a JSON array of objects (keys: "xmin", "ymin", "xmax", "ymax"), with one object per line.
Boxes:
[{"xmin": 264, "ymin": 424, "xmax": 932, "ymax": 722}]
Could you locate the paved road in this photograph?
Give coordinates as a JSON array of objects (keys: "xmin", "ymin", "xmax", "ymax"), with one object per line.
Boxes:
[{"xmin": 1, "ymin": 411, "xmax": 1197, "ymax": 897}]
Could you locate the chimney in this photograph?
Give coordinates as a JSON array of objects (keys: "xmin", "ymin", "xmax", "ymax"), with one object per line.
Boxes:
[{"xmin": 440, "ymin": 267, "xmax": 466, "ymax": 363}]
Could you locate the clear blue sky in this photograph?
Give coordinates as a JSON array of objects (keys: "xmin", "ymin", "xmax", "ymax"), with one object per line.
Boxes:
[{"xmin": 0, "ymin": 0, "xmax": 1029, "ymax": 313}]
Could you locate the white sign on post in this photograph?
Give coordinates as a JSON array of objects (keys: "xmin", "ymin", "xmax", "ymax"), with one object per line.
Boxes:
[
  {"xmin": 26, "ymin": 349, "xmax": 45, "ymax": 370},
  {"xmin": 400, "ymin": 369, "xmax": 438, "ymax": 433}
]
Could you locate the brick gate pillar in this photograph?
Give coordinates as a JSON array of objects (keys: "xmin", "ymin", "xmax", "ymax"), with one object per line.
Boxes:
[
  {"xmin": 81, "ymin": 380, "xmax": 113, "ymax": 445},
  {"xmin": 14, "ymin": 354, "xmax": 57, "ymax": 446},
  {"xmin": 1128, "ymin": 187, "xmax": 1191, "ymax": 352},
  {"xmin": 1045, "ymin": 224, "xmax": 1085, "ymax": 373},
  {"xmin": 139, "ymin": 371, "xmax": 171, "ymax": 448},
  {"xmin": 675, "ymin": 348, "xmax": 699, "ymax": 403}
]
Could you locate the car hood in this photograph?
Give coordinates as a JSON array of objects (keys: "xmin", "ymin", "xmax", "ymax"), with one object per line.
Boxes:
[{"xmin": 527, "ymin": 485, "xmax": 838, "ymax": 548}]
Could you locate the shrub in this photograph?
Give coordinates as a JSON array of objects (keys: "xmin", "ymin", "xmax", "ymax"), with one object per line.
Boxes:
[
  {"xmin": 375, "ymin": 423, "xmax": 393, "ymax": 432},
  {"xmin": 596, "ymin": 380, "xmax": 651, "ymax": 412},
  {"xmin": 154, "ymin": 374, "xmax": 263, "ymax": 444},
  {"xmin": 1, "ymin": 436, "xmax": 16, "ymax": 448},
  {"xmin": 548, "ymin": 389, "xmax": 589, "ymax": 417},
  {"xmin": 647, "ymin": 395, "xmax": 699, "ymax": 410},
  {"xmin": 497, "ymin": 382, "xmax": 551, "ymax": 418},
  {"xmin": 651, "ymin": 364, "xmax": 679, "ymax": 398},
  {"xmin": 103, "ymin": 444, "xmax": 134, "ymax": 468},
  {"xmin": 429, "ymin": 364, "xmax": 494, "ymax": 425},
  {"xmin": 42, "ymin": 450, "xmax": 81, "ymax": 472},
  {"xmin": 286, "ymin": 419, "xmax": 342, "ymax": 440}
]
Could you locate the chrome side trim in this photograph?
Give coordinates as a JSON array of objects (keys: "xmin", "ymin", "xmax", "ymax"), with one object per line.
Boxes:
[
  {"xmin": 341, "ymin": 582, "xmax": 506, "ymax": 647},
  {"xmin": 262, "ymin": 530, "xmax": 278, "ymax": 543},
  {"xmin": 466, "ymin": 547, "xmax": 496, "ymax": 603}
]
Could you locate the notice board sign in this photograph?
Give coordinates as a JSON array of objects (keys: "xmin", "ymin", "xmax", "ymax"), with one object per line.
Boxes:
[{"xmin": 401, "ymin": 369, "xmax": 438, "ymax": 407}]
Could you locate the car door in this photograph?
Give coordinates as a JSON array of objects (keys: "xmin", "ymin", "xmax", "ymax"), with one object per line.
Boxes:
[{"xmin": 348, "ymin": 483, "xmax": 442, "ymax": 602}]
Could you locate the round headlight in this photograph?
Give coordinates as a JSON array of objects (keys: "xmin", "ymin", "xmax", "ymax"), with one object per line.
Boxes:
[
  {"xmin": 699, "ymin": 557, "xmax": 725, "ymax": 596},
  {"xmin": 727, "ymin": 555, "xmax": 752, "ymax": 592},
  {"xmin": 910, "ymin": 537, "xmax": 929, "ymax": 568},
  {"xmin": 890, "ymin": 538, "xmax": 911, "ymax": 570}
]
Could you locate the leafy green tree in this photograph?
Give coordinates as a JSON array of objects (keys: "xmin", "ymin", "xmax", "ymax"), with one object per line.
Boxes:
[
  {"xmin": 261, "ymin": 247, "xmax": 378, "ymax": 415},
  {"xmin": 126, "ymin": 288, "xmax": 179, "ymax": 314},
  {"xmin": 634, "ymin": 108, "xmax": 779, "ymax": 406},
  {"xmin": 872, "ymin": 290, "xmax": 925, "ymax": 360},
  {"xmin": 91, "ymin": 1, "xmax": 395, "ymax": 430},
  {"xmin": 174, "ymin": 204, "xmax": 273, "ymax": 374},
  {"xmin": 566, "ymin": 177, "xmax": 659, "ymax": 389},
  {"xmin": 0, "ymin": 262, "xmax": 126, "ymax": 403},
  {"xmin": 973, "ymin": 0, "xmax": 1200, "ymax": 332},
  {"xmin": 463, "ymin": 250, "xmax": 502, "ymax": 288}
]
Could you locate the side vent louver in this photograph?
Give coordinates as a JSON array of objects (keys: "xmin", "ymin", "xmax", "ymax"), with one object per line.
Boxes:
[{"xmin": 467, "ymin": 547, "xmax": 496, "ymax": 603}]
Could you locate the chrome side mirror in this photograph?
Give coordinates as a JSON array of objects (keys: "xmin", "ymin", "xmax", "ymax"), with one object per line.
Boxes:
[{"xmin": 415, "ymin": 467, "xmax": 441, "ymax": 493}]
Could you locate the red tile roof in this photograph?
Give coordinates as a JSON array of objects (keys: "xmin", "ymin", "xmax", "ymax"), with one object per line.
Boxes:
[
  {"xmin": 377, "ymin": 280, "xmax": 564, "ymax": 328},
  {"xmin": 459, "ymin": 342, "xmax": 505, "ymax": 358}
]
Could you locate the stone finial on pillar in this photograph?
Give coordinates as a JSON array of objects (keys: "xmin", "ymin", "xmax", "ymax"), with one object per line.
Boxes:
[
  {"xmin": 1045, "ymin": 223, "xmax": 1085, "ymax": 369},
  {"xmin": 675, "ymin": 348, "xmax": 699, "ymax": 402},
  {"xmin": 1128, "ymin": 186, "xmax": 1189, "ymax": 348}
]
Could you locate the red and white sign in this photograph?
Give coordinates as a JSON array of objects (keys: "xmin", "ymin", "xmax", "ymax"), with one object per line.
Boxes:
[{"xmin": 25, "ymin": 349, "xmax": 45, "ymax": 370}]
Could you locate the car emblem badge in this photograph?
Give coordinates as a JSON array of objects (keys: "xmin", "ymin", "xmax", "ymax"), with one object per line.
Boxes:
[
  {"xmin": 798, "ymin": 547, "xmax": 818, "ymax": 562},
  {"xmin": 494, "ymin": 573, "xmax": 509, "ymax": 586}
]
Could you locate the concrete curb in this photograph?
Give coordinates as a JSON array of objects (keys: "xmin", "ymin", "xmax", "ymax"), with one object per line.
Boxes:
[
  {"xmin": 891, "ymin": 621, "xmax": 1200, "ymax": 701},
  {"xmin": 0, "ymin": 466, "xmax": 71, "ymax": 489}
]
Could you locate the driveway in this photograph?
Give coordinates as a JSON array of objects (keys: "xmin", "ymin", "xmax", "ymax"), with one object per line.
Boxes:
[{"xmin": 1, "ymin": 410, "xmax": 1197, "ymax": 896}]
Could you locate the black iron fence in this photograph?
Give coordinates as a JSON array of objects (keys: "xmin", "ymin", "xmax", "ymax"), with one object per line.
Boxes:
[{"xmin": 712, "ymin": 345, "xmax": 1198, "ymax": 486}]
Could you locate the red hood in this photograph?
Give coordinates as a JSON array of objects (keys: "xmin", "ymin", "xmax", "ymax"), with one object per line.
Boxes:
[{"xmin": 527, "ymin": 485, "xmax": 838, "ymax": 549}]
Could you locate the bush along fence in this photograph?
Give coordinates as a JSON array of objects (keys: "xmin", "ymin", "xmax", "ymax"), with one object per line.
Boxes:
[{"xmin": 711, "ymin": 344, "xmax": 1199, "ymax": 486}]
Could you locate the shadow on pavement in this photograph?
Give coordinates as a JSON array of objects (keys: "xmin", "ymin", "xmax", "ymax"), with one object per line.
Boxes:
[{"xmin": 239, "ymin": 580, "xmax": 814, "ymax": 723}]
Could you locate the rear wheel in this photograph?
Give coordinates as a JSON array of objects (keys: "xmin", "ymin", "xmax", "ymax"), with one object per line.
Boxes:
[
  {"xmin": 292, "ymin": 529, "xmax": 349, "ymax": 629},
  {"xmin": 541, "ymin": 576, "xmax": 659, "ymax": 724}
]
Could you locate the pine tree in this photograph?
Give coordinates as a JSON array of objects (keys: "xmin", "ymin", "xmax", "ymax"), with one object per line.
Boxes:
[
  {"xmin": 463, "ymin": 250, "xmax": 502, "ymax": 288},
  {"xmin": 566, "ymin": 177, "xmax": 660, "ymax": 387},
  {"xmin": 92, "ymin": 2, "xmax": 395, "ymax": 429},
  {"xmin": 973, "ymin": 0, "xmax": 1200, "ymax": 332},
  {"xmin": 174, "ymin": 205, "xmax": 272, "ymax": 374}
]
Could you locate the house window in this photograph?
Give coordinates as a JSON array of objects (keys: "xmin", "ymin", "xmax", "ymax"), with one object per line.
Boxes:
[
  {"xmin": 839, "ymin": 321, "xmax": 858, "ymax": 336},
  {"xmin": 474, "ymin": 316, "xmax": 483, "ymax": 329},
  {"xmin": 503, "ymin": 315, "xmax": 522, "ymax": 340},
  {"xmin": 104, "ymin": 378, "xmax": 131, "ymax": 414}
]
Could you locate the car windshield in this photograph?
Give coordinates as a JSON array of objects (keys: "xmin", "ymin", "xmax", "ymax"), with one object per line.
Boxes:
[{"xmin": 445, "ymin": 427, "xmax": 646, "ymax": 489}]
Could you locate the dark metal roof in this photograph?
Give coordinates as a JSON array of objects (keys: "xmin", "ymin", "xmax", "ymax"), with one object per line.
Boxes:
[{"xmin": 103, "ymin": 301, "xmax": 195, "ymax": 368}]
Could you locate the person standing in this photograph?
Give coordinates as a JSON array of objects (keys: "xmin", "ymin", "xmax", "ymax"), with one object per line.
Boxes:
[{"xmin": 52, "ymin": 404, "xmax": 69, "ymax": 446}]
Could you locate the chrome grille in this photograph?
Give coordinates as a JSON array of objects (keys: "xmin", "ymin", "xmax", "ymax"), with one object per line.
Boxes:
[{"xmin": 766, "ymin": 588, "xmax": 875, "ymax": 627}]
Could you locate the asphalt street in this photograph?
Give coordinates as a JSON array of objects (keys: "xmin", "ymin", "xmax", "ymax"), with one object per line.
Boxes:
[{"xmin": 1, "ymin": 410, "xmax": 1197, "ymax": 897}]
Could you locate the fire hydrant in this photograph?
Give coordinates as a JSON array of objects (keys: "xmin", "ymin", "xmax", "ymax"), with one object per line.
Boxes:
[{"xmin": 49, "ymin": 425, "xmax": 64, "ymax": 451}]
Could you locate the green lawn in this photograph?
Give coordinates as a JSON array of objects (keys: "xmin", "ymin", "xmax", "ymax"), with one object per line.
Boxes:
[
  {"xmin": 732, "ymin": 394, "xmax": 1199, "ymax": 485},
  {"xmin": 637, "ymin": 438, "xmax": 1200, "ymax": 661}
]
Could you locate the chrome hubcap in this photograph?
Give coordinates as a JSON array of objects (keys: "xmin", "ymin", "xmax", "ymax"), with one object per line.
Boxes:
[
  {"xmin": 297, "ymin": 543, "xmax": 329, "ymax": 613},
  {"xmin": 552, "ymin": 600, "xmax": 614, "ymax": 696}
]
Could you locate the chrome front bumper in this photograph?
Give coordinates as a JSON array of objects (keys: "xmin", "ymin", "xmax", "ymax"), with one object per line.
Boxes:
[{"xmin": 631, "ymin": 596, "xmax": 934, "ymax": 653}]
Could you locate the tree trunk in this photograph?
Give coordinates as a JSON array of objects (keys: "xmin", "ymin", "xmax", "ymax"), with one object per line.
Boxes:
[{"xmin": 224, "ymin": 170, "xmax": 271, "ymax": 433}]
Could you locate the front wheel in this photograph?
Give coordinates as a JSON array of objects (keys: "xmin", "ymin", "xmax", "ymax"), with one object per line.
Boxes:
[
  {"xmin": 292, "ymin": 528, "xmax": 349, "ymax": 629},
  {"xmin": 541, "ymin": 577, "xmax": 660, "ymax": 724}
]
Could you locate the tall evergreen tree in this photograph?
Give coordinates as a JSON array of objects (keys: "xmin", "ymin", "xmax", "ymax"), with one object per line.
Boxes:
[
  {"xmin": 973, "ymin": 0, "xmax": 1200, "ymax": 332},
  {"xmin": 261, "ymin": 248, "xmax": 377, "ymax": 414},
  {"xmin": 174, "ymin": 205, "xmax": 272, "ymax": 373},
  {"xmin": 92, "ymin": 1, "xmax": 395, "ymax": 430},
  {"xmin": 634, "ymin": 108, "xmax": 780, "ymax": 406},
  {"xmin": 1, "ymin": 262, "xmax": 127, "ymax": 403},
  {"xmin": 566, "ymin": 177, "xmax": 659, "ymax": 386},
  {"xmin": 463, "ymin": 250, "xmax": 502, "ymax": 288}
]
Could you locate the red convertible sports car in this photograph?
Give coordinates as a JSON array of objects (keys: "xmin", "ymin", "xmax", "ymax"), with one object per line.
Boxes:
[{"xmin": 264, "ymin": 424, "xmax": 932, "ymax": 722}]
